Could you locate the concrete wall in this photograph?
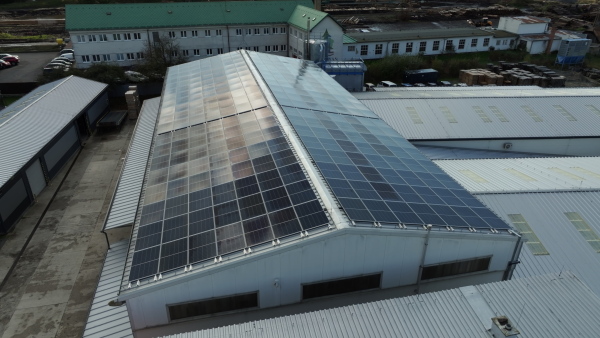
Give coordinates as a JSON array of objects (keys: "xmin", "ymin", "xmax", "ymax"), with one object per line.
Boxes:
[
  {"xmin": 342, "ymin": 35, "xmax": 514, "ymax": 60},
  {"xmin": 413, "ymin": 138, "xmax": 600, "ymax": 157},
  {"xmin": 123, "ymin": 229, "xmax": 517, "ymax": 331},
  {"xmin": 498, "ymin": 17, "xmax": 548, "ymax": 35}
]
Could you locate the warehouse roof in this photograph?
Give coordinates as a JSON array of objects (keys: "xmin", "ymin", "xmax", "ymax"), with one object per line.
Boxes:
[
  {"xmin": 83, "ymin": 240, "xmax": 132, "ymax": 338},
  {"xmin": 476, "ymin": 192, "xmax": 600, "ymax": 296},
  {"xmin": 352, "ymin": 86, "xmax": 591, "ymax": 99},
  {"xmin": 0, "ymin": 76, "xmax": 107, "ymax": 189},
  {"xmin": 104, "ymin": 98, "xmax": 161, "ymax": 230},
  {"xmin": 417, "ymin": 145, "xmax": 549, "ymax": 160},
  {"xmin": 345, "ymin": 28, "xmax": 517, "ymax": 43},
  {"xmin": 358, "ymin": 89, "xmax": 600, "ymax": 140},
  {"xmin": 66, "ymin": 0, "xmax": 312, "ymax": 31},
  {"xmin": 162, "ymin": 271, "xmax": 600, "ymax": 338},
  {"xmin": 435, "ymin": 157, "xmax": 600, "ymax": 194}
]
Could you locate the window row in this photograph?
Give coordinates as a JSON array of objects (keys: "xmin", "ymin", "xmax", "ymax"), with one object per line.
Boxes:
[
  {"xmin": 81, "ymin": 52, "xmax": 144, "ymax": 63},
  {"xmin": 350, "ymin": 37, "xmax": 500, "ymax": 55},
  {"xmin": 233, "ymin": 26, "xmax": 286, "ymax": 36},
  {"xmin": 75, "ymin": 32, "xmax": 142, "ymax": 43},
  {"xmin": 235, "ymin": 45, "xmax": 287, "ymax": 53}
]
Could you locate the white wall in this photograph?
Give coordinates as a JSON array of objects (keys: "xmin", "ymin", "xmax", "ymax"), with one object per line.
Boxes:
[
  {"xmin": 498, "ymin": 17, "xmax": 548, "ymax": 35},
  {"xmin": 413, "ymin": 138, "xmax": 600, "ymax": 157},
  {"xmin": 342, "ymin": 35, "xmax": 514, "ymax": 60},
  {"xmin": 123, "ymin": 229, "xmax": 517, "ymax": 331}
]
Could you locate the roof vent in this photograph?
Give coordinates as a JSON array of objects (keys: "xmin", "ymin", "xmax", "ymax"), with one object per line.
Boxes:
[
  {"xmin": 106, "ymin": 12, "xmax": 111, "ymax": 15},
  {"xmin": 167, "ymin": 10, "xmax": 173, "ymax": 14},
  {"xmin": 312, "ymin": 18, "xmax": 316, "ymax": 21},
  {"xmin": 226, "ymin": 9, "xmax": 231, "ymax": 12},
  {"xmin": 491, "ymin": 316, "xmax": 520, "ymax": 337},
  {"xmin": 302, "ymin": 14, "xmax": 306, "ymax": 17}
]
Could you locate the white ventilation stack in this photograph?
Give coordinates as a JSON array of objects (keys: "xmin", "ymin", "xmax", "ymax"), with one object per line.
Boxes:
[
  {"xmin": 491, "ymin": 316, "xmax": 520, "ymax": 337},
  {"xmin": 125, "ymin": 85, "xmax": 140, "ymax": 119}
]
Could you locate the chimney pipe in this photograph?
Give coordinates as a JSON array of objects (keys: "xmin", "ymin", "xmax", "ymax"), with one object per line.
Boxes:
[{"xmin": 545, "ymin": 25, "xmax": 557, "ymax": 54}]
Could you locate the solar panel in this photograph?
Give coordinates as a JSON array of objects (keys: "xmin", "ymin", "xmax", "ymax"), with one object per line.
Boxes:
[
  {"xmin": 282, "ymin": 107, "xmax": 511, "ymax": 231},
  {"xmin": 129, "ymin": 55, "xmax": 329, "ymax": 282}
]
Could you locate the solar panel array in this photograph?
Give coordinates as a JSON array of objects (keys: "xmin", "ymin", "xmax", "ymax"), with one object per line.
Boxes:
[
  {"xmin": 246, "ymin": 52, "xmax": 510, "ymax": 231},
  {"xmin": 128, "ymin": 54, "xmax": 329, "ymax": 282}
]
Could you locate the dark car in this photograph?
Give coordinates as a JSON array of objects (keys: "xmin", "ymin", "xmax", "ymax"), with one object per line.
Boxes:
[
  {"xmin": 0, "ymin": 60, "xmax": 11, "ymax": 69},
  {"xmin": 2, "ymin": 55, "xmax": 19, "ymax": 66}
]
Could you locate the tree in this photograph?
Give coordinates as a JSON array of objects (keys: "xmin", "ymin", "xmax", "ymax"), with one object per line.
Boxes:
[{"xmin": 135, "ymin": 33, "xmax": 188, "ymax": 79}]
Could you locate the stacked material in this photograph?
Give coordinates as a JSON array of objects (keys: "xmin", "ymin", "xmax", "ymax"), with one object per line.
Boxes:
[
  {"xmin": 459, "ymin": 62, "xmax": 566, "ymax": 87},
  {"xmin": 459, "ymin": 69, "xmax": 504, "ymax": 86}
]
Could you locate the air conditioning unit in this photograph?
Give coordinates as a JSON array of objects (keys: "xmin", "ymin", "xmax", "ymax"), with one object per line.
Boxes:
[{"xmin": 503, "ymin": 143, "xmax": 512, "ymax": 150}]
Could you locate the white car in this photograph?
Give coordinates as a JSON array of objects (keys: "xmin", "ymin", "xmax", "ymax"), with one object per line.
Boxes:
[
  {"xmin": 53, "ymin": 57, "xmax": 75, "ymax": 64},
  {"xmin": 60, "ymin": 53, "xmax": 75, "ymax": 60},
  {"xmin": 125, "ymin": 71, "xmax": 149, "ymax": 82},
  {"xmin": 47, "ymin": 60, "xmax": 70, "ymax": 67}
]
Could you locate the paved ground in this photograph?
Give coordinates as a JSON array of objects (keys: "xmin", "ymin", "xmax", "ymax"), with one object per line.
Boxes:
[
  {"xmin": 0, "ymin": 52, "xmax": 63, "ymax": 83},
  {"xmin": 0, "ymin": 123, "xmax": 134, "ymax": 338}
]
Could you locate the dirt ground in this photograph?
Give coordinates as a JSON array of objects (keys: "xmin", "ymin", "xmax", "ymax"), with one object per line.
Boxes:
[{"xmin": 556, "ymin": 69, "xmax": 600, "ymax": 87}]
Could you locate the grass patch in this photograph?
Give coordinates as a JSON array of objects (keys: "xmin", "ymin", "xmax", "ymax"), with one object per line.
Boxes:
[{"xmin": 0, "ymin": 33, "xmax": 56, "ymax": 41}]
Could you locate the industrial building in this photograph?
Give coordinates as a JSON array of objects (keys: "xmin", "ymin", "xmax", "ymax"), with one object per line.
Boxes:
[
  {"xmin": 65, "ymin": 1, "xmax": 344, "ymax": 68},
  {"xmin": 0, "ymin": 76, "xmax": 108, "ymax": 233},
  {"xmin": 91, "ymin": 51, "xmax": 523, "ymax": 336}
]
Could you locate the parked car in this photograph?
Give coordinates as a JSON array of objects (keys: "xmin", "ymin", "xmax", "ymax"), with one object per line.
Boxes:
[
  {"xmin": 59, "ymin": 53, "xmax": 75, "ymax": 60},
  {"xmin": 0, "ymin": 53, "xmax": 13, "ymax": 58},
  {"xmin": 0, "ymin": 60, "xmax": 11, "ymax": 69},
  {"xmin": 125, "ymin": 71, "xmax": 149, "ymax": 82},
  {"xmin": 47, "ymin": 60, "xmax": 70, "ymax": 67},
  {"xmin": 2, "ymin": 56, "xmax": 19, "ymax": 65},
  {"xmin": 60, "ymin": 48, "xmax": 74, "ymax": 55},
  {"xmin": 53, "ymin": 57, "xmax": 75, "ymax": 64},
  {"xmin": 43, "ymin": 64, "xmax": 69, "ymax": 74}
]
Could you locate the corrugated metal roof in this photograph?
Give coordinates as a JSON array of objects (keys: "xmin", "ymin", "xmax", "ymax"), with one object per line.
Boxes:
[
  {"xmin": 476, "ymin": 192, "xmax": 600, "ymax": 296},
  {"xmin": 346, "ymin": 28, "xmax": 517, "ymax": 43},
  {"xmin": 359, "ymin": 90, "xmax": 600, "ymax": 140},
  {"xmin": 416, "ymin": 145, "xmax": 549, "ymax": 160},
  {"xmin": 510, "ymin": 15, "xmax": 550, "ymax": 24},
  {"xmin": 160, "ymin": 271, "xmax": 600, "ymax": 338},
  {"xmin": 353, "ymin": 86, "xmax": 575, "ymax": 99},
  {"xmin": 287, "ymin": 5, "xmax": 328, "ymax": 31},
  {"xmin": 66, "ymin": 1, "xmax": 312, "ymax": 31},
  {"xmin": 0, "ymin": 76, "xmax": 107, "ymax": 188},
  {"xmin": 435, "ymin": 157, "xmax": 600, "ymax": 193},
  {"xmin": 83, "ymin": 240, "xmax": 132, "ymax": 338},
  {"xmin": 104, "ymin": 98, "xmax": 161, "ymax": 230}
]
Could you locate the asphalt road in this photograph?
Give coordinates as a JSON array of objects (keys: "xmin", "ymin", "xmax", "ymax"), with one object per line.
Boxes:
[{"xmin": 0, "ymin": 52, "xmax": 63, "ymax": 83}]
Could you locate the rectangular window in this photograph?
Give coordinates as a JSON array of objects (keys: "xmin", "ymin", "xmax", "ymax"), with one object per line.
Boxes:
[
  {"xmin": 281, "ymin": 27, "xmax": 286, "ymax": 34},
  {"xmin": 421, "ymin": 257, "xmax": 491, "ymax": 281},
  {"xmin": 206, "ymin": 49, "xmax": 213, "ymax": 56},
  {"xmin": 193, "ymin": 49, "xmax": 200, "ymax": 56},
  {"xmin": 303, "ymin": 274, "xmax": 381, "ymax": 300},
  {"xmin": 136, "ymin": 52, "xmax": 144, "ymax": 59},
  {"xmin": 113, "ymin": 33, "xmax": 121, "ymax": 41},
  {"xmin": 391, "ymin": 43, "xmax": 399, "ymax": 54},
  {"xmin": 92, "ymin": 55, "xmax": 101, "ymax": 62},
  {"xmin": 171, "ymin": 50, "xmax": 178, "ymax": 57},
  {"xmin": 265, "ymin": 45, "xmax": 271, "ymax": 52},
  {"xmin": 503, "ymin": 39, "xmax": 508, "ymax": 45},
  {"xmin": 405, "ymin": 42, "xmax": 413, "ymax": 53},
  {"xmin": 432, "ymin": 40, "xmax": 440, "ymax": 51},
  {"xmin": 565, "ymin": 212, "xmax": 600, "ymax": 252},
  {"xmin": 508, "ymin": 214, "xmax": 549, "ymax": 255},
  {"xmin": 76, "ymin": 35, "xmax": 85, "ymax": 43},
  {"xmin": 419, "ymin": 41, "xmax": 426, "ymax": 52},
  {"xmin": 124, "ymin": 33, "xmax": 132, "ymax": 40},
  {"xmin": 273, "ymin": 45, "xmax": 279, "ymax": 52},
  {"xmin": 168, "ymin": 31, "xmax": 176, "ymax": 38},
  {"xmin": 168, "ymin": 293, "xmax": 258, "ymax": 321},
  {"xmin": 99, "ymin": 34, "xmax": 108, "ymax": 42},
  {"xmin": 236, "ymin": 29, "xmax": 242, "ymax": 36},
  {"xmin": 246, "ymin": 28, "xmax": 252, "ymax": 35},
  {"xmin": 102, "ymin": 54, "xmax": 111, "ymax": 61},
  {"xmin": 254, "ymin": 28, "xmax": 260, "ymax": 35},
  {"xmin": 496, "ymin": 40, "xmax": 501, "ymax": 46},
  {"xmin": 182, "ymin": 50, "xmax": 189, "ymax": 56},
  {"xmin": 81, "ymin": 55, "xmax": 90, "ymax": 63},
  {"xmin": 348, "ymin": 46, "xmax": 356, "ymax": 52},
  {"xmin": 217, "ymin": 48, "xmax": 223, "ymax": 54},
  {"xmin": 360, "ymin": 45, "xmax": 368, "ymax": 56},
  {"xmin": 253, "ymin": 46, "xmax": 259, "ymax": 52},
  {"xmin": 134, "ymin": 33, "xmax": 141, "ymax": 40},
  {"xmin": 273, "ymin": 27, "xmax": 279, "ymax": 34},
  {"xmin": 458, "ymin": 39, "xmax": 466, "ymax": 50},
  {"xmin": 281, "ymin": 45, "xmax": 287, "ymax": 51},
  {"xmin": 375, "ymin": 44, "xmax": 383, "ymax": 55},
  {"xmin": 264, "ymin": 27, "xmax": 270, "ymax": 34},
  {"xmin": 445, "ymin": 40, "xmax": 453, "ymax": 51},
  {"xmin": 483, "ymin": 38, "xmax": 490, "ymax": 47},
  {"xmin": 216, "ymin": 29, "xmax": 222, "ymax": 36},
  {"xmin": 126, "ymin": 53, "xmax": 135, "ymax": 60},
  {"xmin": 471, "ymin": 38, "xmax": 478, "ymax": 47},
  {"xmin": 88, "ymin": 35, "xmax": 97, "ymax": 42},
  {"xmin": 116, "ymin": 53, "xmax": 124, "ymax": 61},
  {"xmin": 191, "ymin": 30, "xmax": 198, "ymax": 37},
  {"xmin": 181, "ymin": 31, "xmax": 187, "ymax": 38},
  {"xmin": 204, "ymin": 30, "xmax": 211, "ymax": 37}
]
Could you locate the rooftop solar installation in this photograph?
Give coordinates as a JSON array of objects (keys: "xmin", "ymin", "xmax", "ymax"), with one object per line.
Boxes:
[{"xmin": 128, "ymin": 54, "xmax": 329, "ymax": 282}]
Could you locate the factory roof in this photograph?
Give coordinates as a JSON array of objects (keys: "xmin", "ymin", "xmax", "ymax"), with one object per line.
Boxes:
[
  {"xmin": 345, "ymin": 28, "xmax": 517, "ymax": 43},
  {"xmin": 161, "ymin": 271, "xmax": 600, "ymax": 338}
]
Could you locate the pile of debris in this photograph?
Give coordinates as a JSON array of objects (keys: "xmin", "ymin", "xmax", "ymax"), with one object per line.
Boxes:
[
  {"xmin": 583, "ymin": 68, "xmax": 600, "ymax": 80},
  {"xmin": 459, "ymin": 62, "xmax": 567, "ymax": 87}
]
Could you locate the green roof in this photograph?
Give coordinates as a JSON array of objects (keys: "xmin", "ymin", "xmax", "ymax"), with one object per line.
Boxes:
[
  {"xmin": 66, "ymin": 0, "xmax": 314, "ymax": 31},
  {"xmin": 343, "ymin": 34, "xmax": 357, "ymax": 43},
  {"xmin": 287, "ymin": 5, "xmax": 328, "ymax": 30}
]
